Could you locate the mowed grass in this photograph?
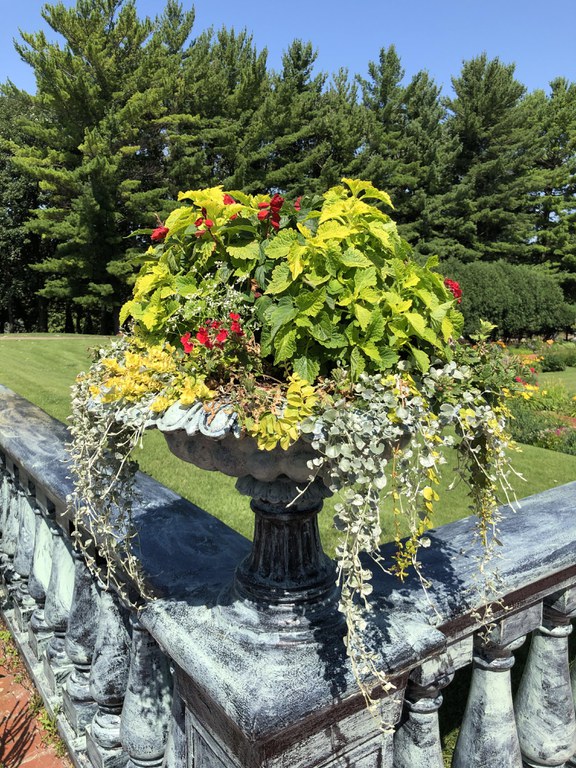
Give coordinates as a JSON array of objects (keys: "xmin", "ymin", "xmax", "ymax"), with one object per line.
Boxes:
[
  {"xmin": 1, "ymin": 334, "xmax": 575, "ymax": 553},
  {"xmin": 540, "ymin": 366, "xmax": 576, "ymax": 393}
]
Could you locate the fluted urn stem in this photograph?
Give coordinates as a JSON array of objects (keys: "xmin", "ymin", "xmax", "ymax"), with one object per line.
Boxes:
[{"xmin": 234, "ymin": 475, "xmax": 336, "ymax": 608}]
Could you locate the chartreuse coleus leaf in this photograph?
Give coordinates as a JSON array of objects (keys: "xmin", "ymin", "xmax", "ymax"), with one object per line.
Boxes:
[
  {"xmin": 340, "ymin": 178, "xmax": 394, "ymax": 208},
  {"xmin": 266, "ymin": 262, "xmax": 293, "ymax": 294},
  {"xmin": 264, "ymin": 229, "xmax": 299, "ymax": 260}
]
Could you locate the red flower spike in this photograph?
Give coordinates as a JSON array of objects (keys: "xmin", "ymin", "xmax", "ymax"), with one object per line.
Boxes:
[
  {"xmin": 444, "ymin": 278, "xmax": 462, "ymax": 303},
  {"xmin": 257, "ymin": 201, "xmax": 270, "ymax": 209},
  {"xmin": 230, "ymin": 321, "xmax": 243, "ymax": 335},
  {"xmin": 151, "ymin": 226, "xmax": 169, "ymax": 242},
  {"xmin": 195, "ymin": 217, "xmax": 204, "ymax": 227},
  {"xmin": 229, "ymin": 312, "xmax": 240, "ymax": 321},
  {"xmin": 204, "ymin": 218, "xmax": 214, "ymax": 228},
  {"xmin": 257, "ymin": 209, "xmax": 269, "ymax": 221},
  {"xmin": 223, "ymin": 194, "xmax": 236, "ymax": 205},
  {"xmin": 269, "ymin": 193, "xmax": 284, "ymax": 212},
  {"xmin": 294, "ymin": 196, "xmax": 302, "ymax": 211},
  {"xmin": 230, "ymin": 213, "xmax": 238, "ymax": 221},
  {"xmin": 180, "ymin": 332, "xmax": 194, "ymax": 354}
]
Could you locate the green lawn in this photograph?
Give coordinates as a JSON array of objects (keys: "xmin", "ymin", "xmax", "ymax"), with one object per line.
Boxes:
[
  {"xmin": 540, "ymin": 366, "xmax": 576, "ymax": 393},
  {"xmin": 1, "ymin": 334, "xmax": 575, "ymax": 554}
]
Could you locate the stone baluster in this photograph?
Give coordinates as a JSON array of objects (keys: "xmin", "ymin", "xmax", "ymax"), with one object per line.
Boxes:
[
  {"xmin": 515, "ymin": 589, "xmax": 576, "ymax": 767},
  {"xmin": 86, "ymin": 587, "xmax": 131, "ymax": 768},
  {"xmin": 570, "ymin": 655, "xmax": 576, "ymax": 768},
  {"xmin": 451, "ymin": 603, "xmax": 546, "ymax": 768},
  {"xmin": 0, "ymin": 463, "xmax": 22, "ymax": 585},
  {"xmin": 120, "ymin": 616, "xmax": 172, "ymax": 768},
  {"xmin": 12, "ymin": 475, "xmax": 38, "ymax": 630},
  {"xmin": 393, "ymin": 655, "xmax": 455, "ymax": 768},
  {"xmin": 28, "ymin": 491, "xmax": 56, "ymax": 659},
  {"xmin": 43, "ymin": 519, "xmax": 75, "ymax": 691},
  {"xmin": 162, "ymin": 674, "xmax": 187, "ymax": 768},
  {"xmin": 62, "ymin": 548, "xmax": 100, "ymax": 735},
  {"xmin": 0, "ymin": 453, "xmax": 9, "ymax": 518}
]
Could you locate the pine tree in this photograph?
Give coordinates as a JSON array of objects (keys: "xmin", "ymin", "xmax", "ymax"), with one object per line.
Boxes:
[
  {"xmin": 234, "ymin": 41, "xmax": 363, "ymax": 197},
  {"xmin": 353, "ymin": 48, "xmax": 452, "ymax": 250},
  {"xmin": 0, "ymin": 85, "xmax": 50, "ymax": 331},
  {"xmin": 428, "ymin": 54, "xmax": 534, "ymax": 263},
  {"xmin": 165, "ymin": 26, "xmax": 269, "ymax": 194},
  {"xmin": 524, "ymin": 79, "xmax": 576, "ymax": 299},
  {"xmin": 13, "ymin": 0, "xmax": 194, "ymax": 332}
]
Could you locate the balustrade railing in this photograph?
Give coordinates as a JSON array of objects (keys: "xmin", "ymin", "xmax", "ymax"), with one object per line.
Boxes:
[{"xmin": 1, "ymin": 381, "xmax": 575, "ymax": 768}]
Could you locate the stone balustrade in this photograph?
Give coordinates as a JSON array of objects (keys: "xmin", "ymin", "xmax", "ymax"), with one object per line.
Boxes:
[{"xmin": 1, "ymin": 381, "xmax": 575, "ymax": 768}]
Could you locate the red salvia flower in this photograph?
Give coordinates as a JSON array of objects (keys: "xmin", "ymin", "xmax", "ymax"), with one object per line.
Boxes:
[
  {"xmin": 269, "ymin": 193, "xmax": 284, "ymax": 212},
  {"xmin": 151, "ymin": 226, "xmax": 169, "ymax": 242},
  {"xmin": 444, "ymin": 278, "xmax": 462, "ymax": 303},
  {"xmin": 223, "ymin": 194, "xmax": 236, "ymax": 205}
]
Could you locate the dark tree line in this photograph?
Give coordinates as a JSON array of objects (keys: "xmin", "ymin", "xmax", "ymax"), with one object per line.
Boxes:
[{"xmin": 1, "ymin": 0, "xmax": 575, "ymax": 335}]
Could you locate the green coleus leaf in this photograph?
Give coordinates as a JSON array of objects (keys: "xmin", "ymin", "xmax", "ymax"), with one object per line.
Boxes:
[
  {"xmin": 267, "ymin": 297, "xmax": 299, "ymax": 339},
  {"xmin": 450, "ymin": 309, "xmax": 464, "ymax": 338},
  {"xmin": 350, "ymin": 346, "xmax": 366, "ymax": 380},
  {"xmin": 174, "ymin": 275, "xmax": 197, "ymax": 296},
  {"xmin": 354, "ymin": 266, "xmax": 377, "ymax": 295},
  {"xmin": 273, "ymin": 326, "xmax": 297, "ymax": 363},
  {"xmin": 360, "ymin": 340, "xmax": 382, "ymax": 363},
  {"xmin": 365, "ymin": 310, "xmax": 385, "ymax": 342},
  {"xmin": 265, "ymin": 262, "xmax": 293, "ymax": 294},
  {"xmin": 409, "ymin": 345, "xmax": 431, "ymax": 372},
  {"xmin": 259, "ymin": 324, "xmax": 272, "ymax": 356},
  {"xmin": 320, "ymin": 332, "xmax": 348, "ymax": 349},
  {"xmin": 295, "ymin": 288, "xmax": 326, "ymax": 317},
  {"xmin": 292, "ymin": 354, "xmax": 320, "ymax": 383},
  {"xmin": 377, "ymin": 348, "xmax": 400, "ymax": 370},
  {"xmin": 308, "ymin": 312, "xmax": 336, "ymax": 343}
]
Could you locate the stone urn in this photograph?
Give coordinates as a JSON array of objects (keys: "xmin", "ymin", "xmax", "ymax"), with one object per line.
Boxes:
[{"xmin": 153, "ymin": 401, "xmax": 340, "ymax": 637}]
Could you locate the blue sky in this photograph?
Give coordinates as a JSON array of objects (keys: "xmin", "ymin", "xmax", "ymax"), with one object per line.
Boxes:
[{"xmin": 1, "ymin": 0, "xmax": 574, "ymax": 96}]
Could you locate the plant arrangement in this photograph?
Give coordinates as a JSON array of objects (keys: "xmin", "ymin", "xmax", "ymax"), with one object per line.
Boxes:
[{"xmin": 69, "ymin": 179, "xmax": 522, "ymax": 709}]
